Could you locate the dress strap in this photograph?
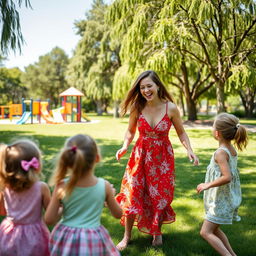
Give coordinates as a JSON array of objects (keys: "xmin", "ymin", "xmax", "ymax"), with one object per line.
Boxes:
[
  {"xmin": 217, "ymin": 147, "xmax": 237, "ymax": 158},
  {"xmin": 166, "ymin": 102, "xmax": 168, "ymax": 114}
]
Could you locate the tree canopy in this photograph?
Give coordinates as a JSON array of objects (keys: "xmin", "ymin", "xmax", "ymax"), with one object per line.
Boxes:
[
  {"xmin": 0, "ymin": 67, "xmax": 26, "ymax": 104},
  {"xmin": 67, "ymin": 0, "xmax": 120, "ymax": 114},
  {"xmin": 108, "ymin": 0, "xmax": 256, "ymax": 118},
  {"xmin": 22, "ymin": 47, "xmax": 69, "ymax": 107}
]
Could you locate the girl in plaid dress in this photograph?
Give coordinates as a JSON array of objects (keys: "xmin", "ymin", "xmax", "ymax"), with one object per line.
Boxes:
[{"xmin": 45, "ymin": 134, "xmax": 122, "ymax": 256}]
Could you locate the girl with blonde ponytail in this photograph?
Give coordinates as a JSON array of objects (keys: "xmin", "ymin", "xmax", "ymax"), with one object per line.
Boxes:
[
  {"xmin": 197, "ymin": 113, "xmax": 248, "ymax": 256},
  {"xmin": 45, "ymin": 134, "xmax": 122, "ymax": 256}
]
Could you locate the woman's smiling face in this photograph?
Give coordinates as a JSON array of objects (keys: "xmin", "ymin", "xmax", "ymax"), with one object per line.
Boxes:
[{"xmin": 139, "ymin": 77, "xmax": 159, "ymax": 101}]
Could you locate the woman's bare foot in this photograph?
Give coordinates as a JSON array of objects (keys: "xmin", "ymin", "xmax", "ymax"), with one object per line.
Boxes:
[
  {"xmin": 152, "ymin": 235, "xmax": 163, "ymax": 246},
  {"xmin": 116, "ymin": 236, "xmax": 130, "ymax": 251}
]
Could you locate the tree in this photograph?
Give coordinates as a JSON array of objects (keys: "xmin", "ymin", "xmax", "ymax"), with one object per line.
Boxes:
[
  {"xmin": 163, "ymin": 0, "xmax": 256, "ymax": 113},
  {"xmin": 67, "ymin": 0, "xmax": 120, "ymax": 115},
  {"xmin": 228, "ymin": 57, "xmax": 256, "ymax": 117},
  {"xmin": 22, "ymin": 47, "xmax": 69, "ymax": 107},
  {"xmin": 0, "ymin": 0, "xmax": 31, "ymax": 54},
  {"xmin": 108, "ymin": 0, "xmax": 215, "ymax": 120},
  {"xmin": 0, "ymin": 67, "xmax": 26, "ymax": 104},
  {"xmin": 108, "ymin": 0, "xmax": 256, "ymax": 115}
]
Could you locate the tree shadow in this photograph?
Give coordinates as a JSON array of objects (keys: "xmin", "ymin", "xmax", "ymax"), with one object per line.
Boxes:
[{"xmin": 0, "ymin": 131, "xmax": 255, "ymax": 255}]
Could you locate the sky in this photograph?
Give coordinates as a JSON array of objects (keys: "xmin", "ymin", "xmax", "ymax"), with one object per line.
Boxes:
[{"xmin": 4, "ymin": 0, "xmax": 95, "ymax": 70}]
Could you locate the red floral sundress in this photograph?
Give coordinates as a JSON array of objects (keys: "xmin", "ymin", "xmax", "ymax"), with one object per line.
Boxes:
[{"xmin": 116, "ymin": 104, "xmax": 176, "ymax": 235}]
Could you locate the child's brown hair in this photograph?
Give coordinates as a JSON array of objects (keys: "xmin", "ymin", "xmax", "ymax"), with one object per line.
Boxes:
[
  {"xmin": 51, "ymin": 134, "xmax": 99, "ymax": 198},
  {"xmin": 0, "ymin": 139, "xmax": 41, "ymax": 192},
  {"xmin": 214, "ymin": 113, "xmax": 248, "ymax": 151}
]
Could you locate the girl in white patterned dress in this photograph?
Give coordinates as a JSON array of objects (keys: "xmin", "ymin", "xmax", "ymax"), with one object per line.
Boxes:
[{"xmin": 197, "ymin": 113, "xmax": 248, "ymax": 256}]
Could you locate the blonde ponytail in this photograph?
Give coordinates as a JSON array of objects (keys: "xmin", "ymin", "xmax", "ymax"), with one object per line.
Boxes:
[
  {"xmin": 52, "ymin": 134, "xmax": 98, "ymax": 199},
  {"xmin": 234, "ymin": 125, "xmax": 248, "ymax": 151},
  {"xmin": 215, "ymin": 113, "xmax": 248, "ymax": 151}
]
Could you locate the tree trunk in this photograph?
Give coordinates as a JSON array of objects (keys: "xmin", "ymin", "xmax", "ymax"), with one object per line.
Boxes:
[
  {"xmin": 113, "ymin": 100, "xmax": 120, "ymax": 118},
  {"xmin": 95, "ymin": 100, "xmax": 103, "ymax": 115},
  {"xmin": 216, "ymin": 81, "xmax": 226, "ymax": 113},
  {"xmin": 179, "ymin": 90, "xmax": 186, "ymax": 117},
  {"xmin": 186, "ymin": 98, "xmax": 197, "ymax": 121},
  {"xmin": 206, "ymin": 98, "xmax": 209, "ymax": 115},
  {"xmin": 239, "ymin": 89, "xmax": 256, "ymax": 118},
  {"xmin": 181, "ymin": 60, "xmax": 197, "ymax": 120}
]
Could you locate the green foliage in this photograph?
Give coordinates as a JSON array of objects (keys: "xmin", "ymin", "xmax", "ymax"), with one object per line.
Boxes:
[
  {"xmin": 22, "ymin": 47, "xmax": 69, "ymax": 107},
  {"xmin": 67, "ymin": 0, "xmax": 120, "ymax": 110},
  {"xmin": 108, "ymin": 0, "xmax": 256, "ymax": 115},
  {"xmin": 0, "ymin": 0, "xmax": 31, "ymax": 54},
  {"xmin": 228, "ymin": 64, "xmax": 256, "ymax": 92},
  {"xmin": 112, "ymin": 64, "xmax": 140, "ymax": 100},
  {"xmin": 0, "ymin": 67, "xmax": 26, "ymax": 104}
]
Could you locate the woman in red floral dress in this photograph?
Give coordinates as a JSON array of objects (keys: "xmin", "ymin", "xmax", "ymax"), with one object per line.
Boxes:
[{"xmin": 115, "ymin": 70, "xmax": 199, "ymax": 250}]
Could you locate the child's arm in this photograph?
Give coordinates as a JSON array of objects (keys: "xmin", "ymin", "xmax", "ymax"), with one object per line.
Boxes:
[
  {"xmin": 44, "ymin": 184, "xmax": 63, "ymax": 225},
  {"xmin": 105, "ymin": 181, "xmax": 122, "ymax": 218},
  {"xmin": 197, "ymin": 149, "xmax": 232, "ymax": 193},
  {"xmin": 0, "ymin": 191, "xmax": 6, "ymax": 216},
  {"xmin": 41, "ymin": 182, "xmax": 51, "ymax": 211}
]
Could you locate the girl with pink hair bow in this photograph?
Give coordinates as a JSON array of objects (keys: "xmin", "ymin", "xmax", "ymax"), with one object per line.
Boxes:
[{"xmin": 0, "ymin": 139, "xmax": 51, "ymax": 256}]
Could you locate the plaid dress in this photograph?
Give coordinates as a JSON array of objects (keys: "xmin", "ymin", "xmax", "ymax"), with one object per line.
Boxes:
[{"xmin": 49, "ymin": 178, "xmax": 120, "ymax": 256}]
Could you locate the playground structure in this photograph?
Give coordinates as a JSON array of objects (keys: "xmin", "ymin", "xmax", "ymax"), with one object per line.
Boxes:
[
  {"xmin": 59, "ymin": 87, "xmax": 89, "ymax": 122},
  {"xmin": 0, "ymin": 87, "xmax": 90, "ymax": 124},
  {"xmin": 0, "ymin": 104, "xmax": 23, "ymax": 121},
  {"xmin": 0, "ymin": 99, "xmax": 64, "ymax": 124}
]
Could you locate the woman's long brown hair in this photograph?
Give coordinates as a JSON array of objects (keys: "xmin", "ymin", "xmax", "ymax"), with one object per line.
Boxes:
[{"xmin": 120, "ymin": 70, "xmax": 174, "ymax": 116}]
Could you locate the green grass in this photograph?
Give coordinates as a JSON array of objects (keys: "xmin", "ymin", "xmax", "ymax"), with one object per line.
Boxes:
[{"xmin": 0, "ymin": 115, "xmax": 255, "ymax": 256}]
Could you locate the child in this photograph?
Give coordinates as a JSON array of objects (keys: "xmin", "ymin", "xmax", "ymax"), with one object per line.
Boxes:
[
  {"xmin": 197, "ymin": 113, "xmax": 248, "ymax": 256},
  {"xmin": 0, "ymin": 139, "xmax": 51, "ymax": 256},
  {"xmin": 45, "ymin": 134, "xmax": 122, "ymax": 256}
]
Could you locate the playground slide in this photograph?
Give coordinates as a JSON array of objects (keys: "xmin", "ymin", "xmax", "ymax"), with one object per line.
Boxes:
[
  {"xmin": 82, "ymin": 113, "xmax": 91, "ymax": 122},
  {"xmin": 16, "ymin": 111, "xmax": 31, "ymax": 125},
  {"xmin": 41, "ymin": 107, "xmax": 63, "ymax": 124},
  {"xmin": 52, "ymin": 108, "xmax": 64, "ymax": 123}
]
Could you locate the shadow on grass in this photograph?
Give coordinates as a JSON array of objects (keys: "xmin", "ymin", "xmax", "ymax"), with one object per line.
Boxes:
[{"xmin": 0, "ymin": 131, "xmax": 255, "ymax": 255}]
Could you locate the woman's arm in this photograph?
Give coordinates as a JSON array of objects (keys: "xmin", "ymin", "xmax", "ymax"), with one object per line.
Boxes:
[
  {"xmin": 170, "ymin": 103, "xmax": 199, "ymax": 165},
  {"xmin": 197, "ymin": 150, "xmax": 232, "ymax": 193},
  {"xmin": 41, "ymin": 182, "xmax": 51, "ymax": 211},
  {"xmin": 44, "ymin": 184, "xmax": 62, "ymax": 225},
  {"xmin": 0, "ymin": 191, "xmax": 6, "ymax": 216},
  {"xmin": 116, "ymin": 110, "xmax": 138, "ymax": 161},
  {"xmin": 105, "ymin": 181, "xmax": 122, "ymax": 218}
]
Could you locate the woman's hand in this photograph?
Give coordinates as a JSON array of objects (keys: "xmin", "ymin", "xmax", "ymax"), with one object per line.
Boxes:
[
  {"xmin": 197, "ymin": 183, "xmax": 210, "ymax": 193},
  {"xmin": 187, "ymin": 150, "xmax": 199, "ymax": 166},
  {"xmin": 116, "ymin": 147, "xmax": 128, "ymax": 161}
]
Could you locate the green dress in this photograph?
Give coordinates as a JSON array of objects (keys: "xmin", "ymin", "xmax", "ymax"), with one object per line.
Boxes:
[{"xmin": 204, "ymin": 147, "xmax": 242, "ymax": 224}]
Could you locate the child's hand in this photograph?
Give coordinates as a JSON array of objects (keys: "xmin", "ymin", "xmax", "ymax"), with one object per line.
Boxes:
[
  {"xmin": 197, "ymin": 183, "xmax": 209, "ymax": 193},
  {"xmin": 110, "ymin": 183, "xmax": 116, "ymax": 196}
]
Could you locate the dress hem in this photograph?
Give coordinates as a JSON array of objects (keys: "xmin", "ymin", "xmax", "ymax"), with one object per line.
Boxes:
[{"xmin": 120, "ymin": 214, "xmax": 176, "ymax": 235}]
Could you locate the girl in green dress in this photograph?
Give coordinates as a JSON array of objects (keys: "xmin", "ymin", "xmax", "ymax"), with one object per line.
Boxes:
[{"xmin": 197, "ymin": 113, "xmax": 248, "ymax": 256}]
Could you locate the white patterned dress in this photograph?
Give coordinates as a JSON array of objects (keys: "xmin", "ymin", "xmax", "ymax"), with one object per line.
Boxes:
[{"xmin": 204, "ymin": 147, "xmax": 242, "ymax": 224}]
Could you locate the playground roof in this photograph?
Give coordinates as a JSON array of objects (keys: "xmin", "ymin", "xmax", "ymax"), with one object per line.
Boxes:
[{"xmin": 59, "ymin": 87, "xmax": 84, "ymax": 97}]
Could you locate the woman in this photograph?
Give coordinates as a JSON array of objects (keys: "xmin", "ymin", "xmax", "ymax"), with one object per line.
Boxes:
[{"xmin": 115, "ymin": 70, "xmax": 199, "ymax": 250}]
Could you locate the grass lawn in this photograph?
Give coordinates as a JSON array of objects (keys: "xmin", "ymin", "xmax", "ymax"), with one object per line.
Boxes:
[{"xmin": 0, "ymin": 114, "xmax": 255, "ymax": 256}]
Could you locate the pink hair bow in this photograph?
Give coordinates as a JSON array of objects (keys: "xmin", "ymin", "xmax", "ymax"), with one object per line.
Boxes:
[{"xmin": 21, "ymin": 157, "xmax": 39, "ymax": 171}]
